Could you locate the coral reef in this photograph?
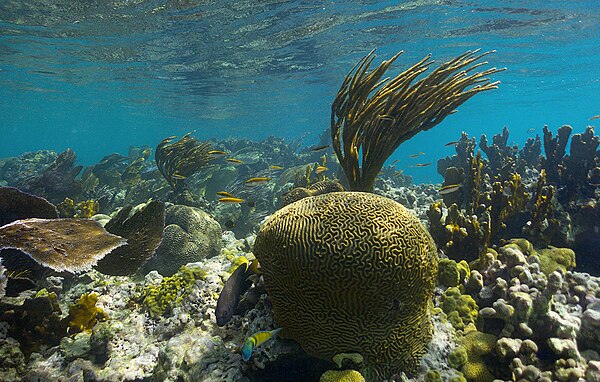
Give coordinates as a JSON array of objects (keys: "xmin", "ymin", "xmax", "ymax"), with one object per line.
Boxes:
[
  {"xmin": 155, "ymin": 133, "xmax": 215, "ymax": 193},
  {"xmin": 95, "ymin": 200, "xmax": 165, "ymax": 276},
  {"xmin": 143, "ymin": 204, "xmax": 222, "ymax": 276},
  {"xmin": 331, "ymin": 49, "xmax": 503, "ymax": 192},
  {"xmin": 253, "ymin": 191, "xmax": 438, "ymax": 377},
  {"xmin": 431, "ymin": 125, "xmax": 600, "ymax": 265},
  {"xmin": 0, "ymin": 218, "xmax": 126, "ymax": 273},
  {"xmin": 16, "ymin": 148, "xmax": 83, "ymax": 203}
]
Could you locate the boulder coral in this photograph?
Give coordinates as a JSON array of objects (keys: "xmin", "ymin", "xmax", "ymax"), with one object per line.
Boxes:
[{"xmin": 253, "ymin": 191, "xmax": 438, "ymax": 378}]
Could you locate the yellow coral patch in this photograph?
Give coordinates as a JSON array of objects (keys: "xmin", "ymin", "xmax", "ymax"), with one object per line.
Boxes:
[{"xmin": 67, "ymin": 292, "xmax": 108, "ymax": 334}]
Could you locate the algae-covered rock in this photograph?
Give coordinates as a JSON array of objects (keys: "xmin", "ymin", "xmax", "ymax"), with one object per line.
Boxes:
[
  {"xmin": 538, "ymin": 246, "xmax": 576, "ymax": 275},
  {"xmin": 144, "ymin": 204, "xmax": 222, "ymax": 276}
]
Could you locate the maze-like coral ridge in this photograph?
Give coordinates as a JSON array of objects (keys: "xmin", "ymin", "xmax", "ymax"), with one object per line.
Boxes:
[{"xmin": 254, "ymin": 191, "xmax": 438, "ymax": 377}]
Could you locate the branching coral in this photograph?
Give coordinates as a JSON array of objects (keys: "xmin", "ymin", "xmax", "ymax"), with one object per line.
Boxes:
[
  {"xmin": 17, "ymin": 148, "xmax": 83, "ymax": 203},
  {"xmin": 156, "ymin": 133, "xmax": 214, "ymax": 192},
  {"xmin": 331, "ymin": 49, "xmax": 503, "ymax": 192}
]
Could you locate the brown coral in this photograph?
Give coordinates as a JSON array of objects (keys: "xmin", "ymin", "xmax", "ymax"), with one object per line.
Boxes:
[
  {"xmin": 331, "ymin": 49, "xmax": 503, "ymax": 192},
  {"xmin": 253, "ymin": 192, "xmax": 438, "ymax": 377},
  {"xmin": 95, "ymin": 201, "xmax": 165, "ymax": 276},
  {"xmin": 0, "ymin": 218, "xmax": 125, "ymax": 273}
]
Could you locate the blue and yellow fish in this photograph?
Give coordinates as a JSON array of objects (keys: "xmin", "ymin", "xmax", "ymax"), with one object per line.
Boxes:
[{"xmin": 241, "ymin": 328, "xmax": 283, "ymax": 361}]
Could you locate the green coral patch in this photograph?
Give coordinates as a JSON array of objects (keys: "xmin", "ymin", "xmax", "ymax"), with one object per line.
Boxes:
[{"xmin": 139, "ymin": 265, "xmax": 207, "ymax": 317}]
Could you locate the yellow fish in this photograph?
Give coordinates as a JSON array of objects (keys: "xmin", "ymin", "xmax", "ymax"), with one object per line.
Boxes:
[
  {"xmin": 245, "ymin": 177, "xmax": 271, "ymax": 185},
  {"xmin": 241, "ymin": 328, "xmax": 283, "ymax": 361},
  {"xmin": 218, "ymin": 197, "xmax": 245, "ymax": 204},
  {"xmin": 590, "ymin": 115, "xmax": 600, "ymax": 121},
  {"xmin": 444, "ymin": 141, "xmax": 459, "ymax": 147},
  {"xmin": 414, "ymin": 162, "xmax": 432, "ymax": 167},
  {"xmin": 216, "ymin": 191, "xmax": 235, "ymax": 197},
  {"xmin": 208, "ymin": 150, "xmax": 227, "ymax": 156},
  {"xmin": 172, "ymin": 172, "xmax": 187, "ymax": 179},
  {"xmin": 270, "ymin": 165, "xmax": 284, "ymax": 170},
  {"xmin": 408, "ymin": 152, "xmax": 425, "ymax": 158},
  {"xmin": 226, "ymin": 158, "xmax": 245, "ymax": 165},
  {"xmin": 315, "ymin": 165, "xmax": 328, "ymax": 174}
]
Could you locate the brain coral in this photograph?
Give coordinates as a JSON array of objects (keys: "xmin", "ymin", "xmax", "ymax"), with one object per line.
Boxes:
[
  {"xmin": 143, "ymin": 204, "xmax": 222, "ymax": 276},
  {"xmin": 253, "ymin": 192, "xmax": 438, "ymax": 377}
]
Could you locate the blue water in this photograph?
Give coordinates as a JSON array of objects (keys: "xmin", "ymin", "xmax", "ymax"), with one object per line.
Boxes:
[{"xmin": 1, "ymin": 0, "xmax": 599, "ymax": 183}]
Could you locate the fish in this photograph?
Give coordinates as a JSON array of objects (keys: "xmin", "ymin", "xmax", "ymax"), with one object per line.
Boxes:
[
  {"xmin": 408, "ymin": 152, "xmax": 425, "ymax": 158},
  {"xmin": 438, "ymin": 184, "xmax": 462, "ymax": 195},
  {"xmin": 590, "ymin": 115, "xmax": 600, "ymax": 121},
  {"xmin": 315, "ymin": 165, "xmax": 328, "ymax": 174},
  {"xmin": 245, "ymin": 177, "xmax": 271, "ymax": 185},
  {"xmin": 310, "ymin": 144, "xmax": 330, "ymax": 152},
  {"xmin": 172, "ymin": 172, "xmax": 187, "ymax": 179},
  {"xmin": 378, "ymin": 114, "xmax": 396, "ymax": 122},
  {"xmin": 216, "ymin": 191, "xmax": 235, "ymax": 197},
  {"xmin": 241, "ymin": 328, "xmax": 283, "ymax": 361},
  {"xmin": 414, "ymin": 162, "xmax": 432, "ymax": 167},
  {"xmin": 226, "ymin": 158, "xmax": 245, "ymax": 165},
  {"xmin": 216, "ymin": 263, "xmax": 253, "ymax": 327},
  {"xmin": 392, "ymin": 159, "xmax": 399, "ymax": 164},
  {"xmin": 208, "ymin": 150, "xmax": 227, "ymax": 156},
  {"xmin": 444, "ymin": 141, "xmax": 459, "ymax": 146},
  {"xmin": 218, "ymin": 197, "xmax": 245, "ymax": 204},
  {"xmin": 270, "ymin": 165, "xmax": 284, "ymax": 170}
]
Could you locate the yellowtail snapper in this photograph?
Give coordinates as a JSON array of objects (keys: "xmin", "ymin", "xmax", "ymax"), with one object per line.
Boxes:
[
  {"xmin": 218, "ymin": 197, "xmax": 245, "ymax": 204},
  {"xmin": 315, "ymin": 165, "xmax": 328, "ymax": 174},
  {"xmin": 245, "ymin": 177, "xmax": 271, "ymax": 185}
]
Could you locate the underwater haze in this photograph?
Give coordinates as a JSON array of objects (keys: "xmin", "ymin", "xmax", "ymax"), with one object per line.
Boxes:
[{"xmin": 1, "ymin": 0, "xmax": 599, "ymax": 183}]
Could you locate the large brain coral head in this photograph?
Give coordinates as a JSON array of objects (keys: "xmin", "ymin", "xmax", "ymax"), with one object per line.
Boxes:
[{"xmin": 253, "ymin": 192, "xmax": 438, "ymax": 377}]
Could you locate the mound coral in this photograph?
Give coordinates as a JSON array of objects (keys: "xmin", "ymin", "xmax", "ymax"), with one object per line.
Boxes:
[
  {"xmin": 143, "ymin": 204, "xmax": 221, "ymax": 276},
  {"xmin": 440, "ymin": 287, "xmax": 479, "ymax": 331},
  {"xmin": 458, "ymin": 328, "xmax": 496, "ymax": 382},
  {"xmin": 320, "ymin": 369, "xmax": 365, "ymax": 382},
  {"xmin": 253, "ymin": 191, "xmax": 438, "ymax": 377}
]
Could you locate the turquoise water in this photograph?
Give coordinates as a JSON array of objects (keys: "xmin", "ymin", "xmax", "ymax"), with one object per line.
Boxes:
[{"xmin": 1, "ymin": 0, "xmax": 599, "ymax": 183}]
